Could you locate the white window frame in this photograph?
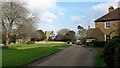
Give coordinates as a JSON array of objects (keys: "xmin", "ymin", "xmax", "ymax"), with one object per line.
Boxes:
[
  {"xmin": 104, "ymin": 35, "xmax": 111, "ymax": 41},
  {"xmin": 105, "ymin": 21, "xmax": 110, "ymax": 29}
]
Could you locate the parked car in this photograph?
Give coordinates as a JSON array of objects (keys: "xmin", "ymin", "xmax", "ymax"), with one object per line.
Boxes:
[
  {"xmin": 71, "ymin": 41, "xmax": 76, "ymax": 44},
  {"xmin": 76, "ymin": 40, "xmax": 82, "ymax": 45},
  {"xmin": 76, "ymin": 42, "xmax": 82, "ymax": 45}
]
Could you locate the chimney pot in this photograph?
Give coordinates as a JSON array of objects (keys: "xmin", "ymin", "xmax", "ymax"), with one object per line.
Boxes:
[{"xmin": 109, "ymin": 6, "xmax": 114, "ymax": 12}]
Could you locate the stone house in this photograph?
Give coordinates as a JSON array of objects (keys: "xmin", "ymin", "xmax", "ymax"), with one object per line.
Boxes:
[
  {"xmin": 45, "ymin": 31, "xmax": 52, "ymax": 40},
  {"xmin": 86, "ymin": 6, "xmax": 120, "ymax": 42},
  {"xmin": 16, "ymin": 34, "xmax": 31, "ymax": 44}
]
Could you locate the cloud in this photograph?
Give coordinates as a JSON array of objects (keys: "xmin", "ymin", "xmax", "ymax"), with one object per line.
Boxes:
[
  {"xmin": 71, "ymin": 16, "xmax": 81, "ymax": 23},
  {"xmin": 91, "ymin": 2, "xmax": 118, "ymax": 19},
  {"xmin": 27, "ymin": 0, "xmax": 66, "ymax": 33},
  {"xmin": 92, "ymin": 3, "xmax": 108, "ymax": 13},
  {"xmin": 40, "ymin": 12, "xmax": 57, "ymax": 23},
  {"xmin": 71, "ymin": 15, "xmax": 90, "ymax": 29},
  {"xmin": 71, "ymin": 15, "xmax": 86, "ymax": 23},
  {"xmin": 58, "ymin": 11, "xmax": 64, "ymax": 18},
  {"xmin": 38, "ymin": 24, "xmax": 56, "ymax": 31},
  {"xmin": 27, "ymin": 0, "xmax": 59, "ymax": 24},
  {"xmin": 28, "ymin": 0, "xmax": 56, "ymax": 11},
  {"xmin": 92, "ymin": 2, "xmax": 118, "ymax": 13}
]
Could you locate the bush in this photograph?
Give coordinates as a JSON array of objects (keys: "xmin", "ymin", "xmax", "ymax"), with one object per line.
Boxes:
[
  {"xmin": 104, "ymin": 36, "xmax": 120, "ymax": 68},
  {"xmin": 67, "ymin": 41, "xmax": 70, "ymax": 44},
  {"xmin": 114, "ymin": 45, "xmax": 120, "ymax": 68},
  {"xmin": 31, "ymin": 38, "xmax": 35, "ymax": 41},
  {"xmin": 85, "ymin": 41, "xmax": 106, "ymax": 47},
  {"xmin": 72, "ymin": 41, "xmax": 76, "ymax": 44},
  {"xmin": 93, "ymin": 41, "xmax": 106, "ymax": 47}
]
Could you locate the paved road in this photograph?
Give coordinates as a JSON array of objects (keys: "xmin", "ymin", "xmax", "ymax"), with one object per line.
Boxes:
[{"xmin": 25, "ymin": 45, "xmax": 100, "ymax": 66}]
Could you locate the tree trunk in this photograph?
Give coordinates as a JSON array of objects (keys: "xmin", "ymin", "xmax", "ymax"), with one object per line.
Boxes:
[{"xmin": 4, "ymin": 33, "xmax": 9, "ymax": 47}]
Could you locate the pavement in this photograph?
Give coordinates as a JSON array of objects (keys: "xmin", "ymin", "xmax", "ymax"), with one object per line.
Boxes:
[{"xmin": 24, "ymin": 45, "xmax": 100, "ymax": 67}]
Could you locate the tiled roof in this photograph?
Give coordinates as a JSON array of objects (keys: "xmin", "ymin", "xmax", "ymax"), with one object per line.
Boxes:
[{"xmin": 94, "ymin": 7, "xmax": 120, "ymax": 22}]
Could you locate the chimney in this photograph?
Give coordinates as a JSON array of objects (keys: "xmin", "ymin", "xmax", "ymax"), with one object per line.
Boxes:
[{"xmin": 109, "ymin": 6, "xmax": 114, "ymax": 12}]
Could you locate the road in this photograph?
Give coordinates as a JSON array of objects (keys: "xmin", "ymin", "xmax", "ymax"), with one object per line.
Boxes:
[{"xmin": 25, "ymin": 45, "xmax": 100, "ymax": 66}]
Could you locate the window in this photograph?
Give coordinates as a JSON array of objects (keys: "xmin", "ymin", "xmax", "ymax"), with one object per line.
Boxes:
[
  {"xmin": 105, "ymin": 35, "xmax": 111, "ymax": 41},
  {"xmin": 105, "ymin": 21, "xmax": 110, "ymax": 29}
]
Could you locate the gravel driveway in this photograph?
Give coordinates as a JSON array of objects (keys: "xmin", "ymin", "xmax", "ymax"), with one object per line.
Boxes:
[{"xmin": 24, "ymin": 45, "xmax": 100, "ymax": 66}]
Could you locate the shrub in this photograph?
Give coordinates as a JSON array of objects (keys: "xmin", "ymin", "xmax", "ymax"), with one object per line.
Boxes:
[
  {"xmin": 67, "ymin": 41, "xmax": 70, "ymax": 44},
  {"xmin": 104, "ymin": 36, "xmax": 120, "ymax": 68},
  {"xmin": 72, "ymin": 41, "xmax": 76, "ymax": 44},
  {"xmin": 85, "ymin": 41, "xmax": 106, "ymax": 47},
  {"xmin": 93, "ymin": 41, "xmax": 106, "ymax": 47},
  {"xmin": 114, "ymin": 45, "xmax": 120, "ymax": 68},
  {"xmin": 31, "ymin": 38, "xmax": 35, "ymax": 41}
]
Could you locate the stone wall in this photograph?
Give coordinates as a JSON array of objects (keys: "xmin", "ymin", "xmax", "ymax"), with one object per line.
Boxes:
[
  {"xmin": 95, "ymin": 20, "xmax": 120, "ymax": 41},
  {"xmin": 16, "ymin": 38, "xmax": 30, "ymax": 44}
]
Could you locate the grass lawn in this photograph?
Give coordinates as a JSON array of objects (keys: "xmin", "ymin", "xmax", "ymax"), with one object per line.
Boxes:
[{"xmin": 2, "ymin": 43, "xmax": 71, "ymax": 67}]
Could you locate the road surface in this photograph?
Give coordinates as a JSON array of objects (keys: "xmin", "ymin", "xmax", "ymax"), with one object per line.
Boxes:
[{"xmin": 25, "ymin": 45, "xmax": 100, "ymax": 66}]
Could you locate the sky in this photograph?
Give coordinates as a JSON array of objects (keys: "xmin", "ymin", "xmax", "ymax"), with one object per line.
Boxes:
[{"xmin": 25, "ymin": 0, "xmax": 119, "ymax": 34}]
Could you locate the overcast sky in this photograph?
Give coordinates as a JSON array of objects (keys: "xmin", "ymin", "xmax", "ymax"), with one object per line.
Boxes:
[{"xmin": 4, "ymin": 0, "xmax": 119, "ymax": 34}]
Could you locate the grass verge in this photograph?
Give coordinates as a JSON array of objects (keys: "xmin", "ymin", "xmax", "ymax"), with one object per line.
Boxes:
[
  {"xmin": 96, "ymin": 49, "xmax": 107, "ymax": 68},
  {"xmin": 2, "ymin": 47, "xmax": 59, "ymax": 67},
  {"xmin": 2, "ymin": 43, "xmax": 71, "ymax": 67},
  {"xmin": 82, "ymin": 45, "xmax": 106, "ymax": 68}
]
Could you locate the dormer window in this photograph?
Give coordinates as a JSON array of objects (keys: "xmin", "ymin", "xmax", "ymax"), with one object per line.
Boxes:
[{"xmin": 105, "ymin": 21, "xmax": 110, "ymax": 29}]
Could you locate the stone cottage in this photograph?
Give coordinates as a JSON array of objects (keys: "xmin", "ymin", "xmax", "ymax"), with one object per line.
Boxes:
[{"xmin": 86, "ymin": 6, "xmax": 120, "ymax": 42}]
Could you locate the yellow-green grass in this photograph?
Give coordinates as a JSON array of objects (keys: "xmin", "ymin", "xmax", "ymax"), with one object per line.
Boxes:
[
  {"xmin": 10, "ymin": 43, "xmax": 71, "ymax": 49},
  {"xmin": 2, "ymin": 43, "xmax": 71, "ymax": 67}
]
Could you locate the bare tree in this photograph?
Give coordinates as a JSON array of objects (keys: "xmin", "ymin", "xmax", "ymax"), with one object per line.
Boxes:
[
  {"xmin": 77, "ymin": 25, "xmax": 87, "ymax": 43},
  {"xmin": 57, "ymin": 28, "xmax": 70, "ymax": 35},
  {"xmin": 0, "ymin": 1, "xmax": 39, "ymax": 46},
  {"xmin": 15, "ymin": 13, "xmax": 39, "ymax": 39},
  {"xmin": 78, "ymin": 28, "xmax": 87, "ymax": 38}
]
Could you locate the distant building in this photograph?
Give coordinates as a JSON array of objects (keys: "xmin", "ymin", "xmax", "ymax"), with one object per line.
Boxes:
[
  {"xmin": 45, "ymin": 31, "xmax": 52, "ymax": 40},
  {"xmin": 86, "ymin": 6, "xmax": 120, "ymax": 42},
  {"xmin": 16, "ymin": 34, "xmax": 31, "ymax": 44}
]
